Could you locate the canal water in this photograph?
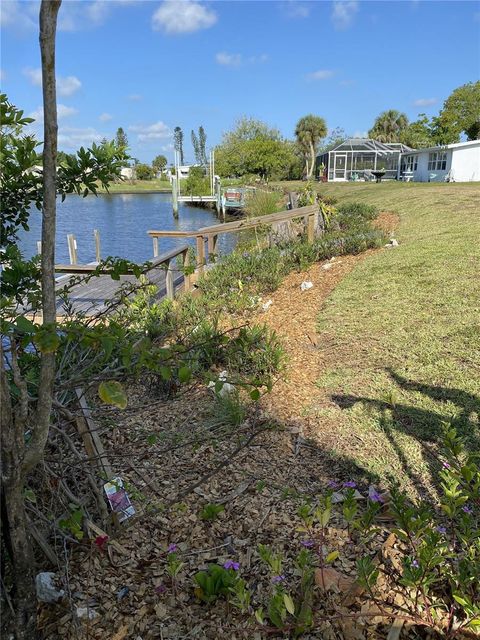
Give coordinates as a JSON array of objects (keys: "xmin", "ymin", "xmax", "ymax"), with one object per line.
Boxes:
[{"xmin": 18, "ymin": 192, "xmax": 236, "ymax": 265}]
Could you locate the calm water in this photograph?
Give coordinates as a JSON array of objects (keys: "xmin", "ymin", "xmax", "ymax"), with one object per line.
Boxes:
[{"xmin": 18, "ymin": 192, "xmax": 236, "ymax": 265}]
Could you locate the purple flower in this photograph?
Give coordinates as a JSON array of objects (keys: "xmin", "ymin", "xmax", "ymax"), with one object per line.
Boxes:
[
  {"xmin": 223, "ymin": 560, "xmax": 240, "ymax": 571},
  {"xmin": 343, "ymin": 481, "xmax": 357, "ymax": 489},
  {"xmin": 301, "ymin": 540, "xmax": 314, "ymax": 548},
  {"xmin": 328, "ymin": 480, "xmax": 340, "ymax": 489},
  {"xmin": 436, "ymin": 526, "xmax": 447, "ymax": 534},
  {"xmin": 155, "ymin": 584, "xmax": 167, "ymax": 594},
  {"xmin": 271, "ymin": 575, "xmax": 285, "ymax": 584},
  {"xmin": 462, "ymin": 505, "xmax": 473, "ymax": 514},
  {"xmin": 368, "ymin": 487, "xmax": 384, "ymax": 503},
  {"xmin": 411, "ymin": 559, "xmax": 419, "ymax": 568},
  {"xmin": 167, "ymin": 543, "xmax": 178, "ymax": 553},
  {"xmin": 442, "ymin": 462, "xmax": 451, "ymax": 469}
]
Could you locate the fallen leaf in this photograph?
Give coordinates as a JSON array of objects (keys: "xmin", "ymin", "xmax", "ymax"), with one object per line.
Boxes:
[
  {"xmin": 155, "ymin": 603, "xmax": 168, "ymax": 619},
  {"xmin": 387, "ymin": 617, "xmax": 404, "ymax": 640},
  {"xmin": 111, "ymin": 625, "xmax": 129, "ymax": 640}
]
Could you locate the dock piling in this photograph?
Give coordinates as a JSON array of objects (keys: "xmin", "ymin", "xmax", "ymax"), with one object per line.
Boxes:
[
  {"xmin": 67, "ymin": 233, "xmax": 78, "ymax": 265},
  {"xmin": 94, "ymin": 229, "xmax": 101, "ymax": 263}
]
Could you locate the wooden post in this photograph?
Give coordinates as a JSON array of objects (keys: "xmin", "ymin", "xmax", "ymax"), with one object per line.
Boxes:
[
  {"xmin": 207, "ymin": 234, "xmax": 218, "ymax": 261},
  {"xmin": 182, "ymin": 248, "xmax": 191, "ymax": 291},
  {"xmin": 307, "ymin": 214, "xmax": 315, "ymax": 244},
  {"xmin": 67, "ymin": 233, "xmax": 78, "ymax": 264},
  {"xmin": 165, "ymin": 258, "xmax": 174, "ymax": 300},
  {"xmin": 94, "ymin": 229, "xmax": 101, "ymax": 263},
  {"xmin": 196, "ymin": 235, "xmax": 205, "ymax": 273},
  {"xmin": 172, "ymin": 176, "xmax": 179, "ymax": 217},
  {"xmin": 152, "ymin": 236, "xmax": 159, "ymax": 258},
  {"xmin": 74, "ymin": 388, "xmax": 112, "ymax": 480},
  {"xmin": 288, "ymin": 191, "xmax": 298, "ymax": 210},
  {"xmin": 36, "ymin": 241, "xmax": 42, "ymax": 255}
]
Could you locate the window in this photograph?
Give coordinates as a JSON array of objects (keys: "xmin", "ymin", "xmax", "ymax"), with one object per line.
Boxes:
[
  {"xmin": 402, "ymin": 155, "xmax": 418, "ymax": 172},
  {"xmin": 428, "ymin": 152, "xmax": 447, "ymax": 171}
]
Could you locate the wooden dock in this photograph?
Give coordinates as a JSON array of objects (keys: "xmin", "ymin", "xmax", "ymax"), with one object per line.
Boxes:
[{"xmin": 28, "ymin": 245, "xmax": 191, "ymax": 320}]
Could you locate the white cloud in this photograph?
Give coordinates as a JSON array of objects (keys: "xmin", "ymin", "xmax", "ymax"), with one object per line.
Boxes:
[
  {"xmin": 413, "ymin": 97, "xmax": 437, "ymax": 107},
  {"xmin": 128, "ymin": 94, "xmax": 143, "ymax": 101},
  {"xmin": 216, "ymin": 52, "xmax": 268, "ymax": 67},
  {"xmin": 307, "ymin": 69, "xmax": 335, "ymax": 81},
  {"xmin": 282, "ymin": 1, "xmax": 310, "ymax": 19},
  {"xmin": 29, "ymin": 104, "xmax": 78, "ymax": 122},
  {"xmin": 58, "ymin": 126, "xmax": 104, "ymax": 150},
  {"xmin": 57, "ymin": 0, "xmax": 136, "ymax": 31},
  {"xmin": 152, "ymin": 0, "xmax": 217, "ymax": 34},
  {"xmin": 216, "ymin": 52, "xmax": 242, "ymax": 66},
  {"xmin": 57, "ymin": 75, "xmax": 82, "ymax": 97},
  {"xmin": 130, "ymin": 121, "xmax": 172, "ymax": 142},
  {"xmin": 99, "ymin": 112, "xmax": 113, "ymax": 122},
  {"xmin": 0, "ymin": 0, "xmax": 37, "ymax": 30},
  {"xmin": 23, "ymin": 68, "xmax": 82, "ymax": 97},
  {"xmin": 353, "ymin": 130, "xmax": 368, "ymax": 138},
  {"xmin": 332, "ymin": 1, "xmax": 359, "ymax": 29}
]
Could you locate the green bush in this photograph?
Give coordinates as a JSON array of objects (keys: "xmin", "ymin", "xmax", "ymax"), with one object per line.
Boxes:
[
  {"xmin": 135, "ymin": 163, "xmax": 155, "ymax": 180},
  {"xmin": 245, "ymin": 190, "xmax": 280, "ymax": 218},
  {"xmin": 337, "ymin": 202, "xmax": 378, "ymax": 219},
  {"xmin": 222, "ymin": 325, "xmax": 286, "ymax": 380},
  {"xmin": 183, "ymin": 166, "xmax": 210, "ymax": 196}
]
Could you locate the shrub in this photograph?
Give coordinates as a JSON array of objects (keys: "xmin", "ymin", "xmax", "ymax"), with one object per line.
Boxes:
[
  {"xmin": 222, "ymin": 325, "xmax": 286, "ymax": 381},
  {"xmin": 337, "ymin": 201, "xmax": 378, "ymax": 220},
  {"xmin": 135, "ymin": 163, "xmax": 154, "ymax": 180},
  {"xmin": 245, "ymin": 190, "xmax": 280, "ymax": 218},
  {"xmin": 183, "ymin": 166, "xmax": 210, "ymax": 196}
]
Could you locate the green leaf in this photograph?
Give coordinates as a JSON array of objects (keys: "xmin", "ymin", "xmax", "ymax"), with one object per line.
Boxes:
[
  {"xmin": 160, "ymin": 366, "xmax": 172, "ymax": 381},
  {"xmin": 255, "ymin": 608, "xmax": 264, "ymax": 625},
  {"xmin": 15, "ymin": 316, "xmax": 36, "ymax": 333},
  {"xmin": 250, "ymin": 388, "xmax": 261, "ymax": 401},
  {"xmin": 98, "ymin": 380, "xmax": 127, "ymax": 409},
  {"xmin": 325, "ymin": 550, "xmax": 339, "ymax": 563},
  {"xmin": 33, "ymin": 327, "xmax": 60, "ymax": 353},
  {"xmin": 284, "ymin": 593, "xmax": 295, "ymax": 615},
  {"xmin": 178, "ymin": 366, "xmax": 191, "ymax": 384},
  {"xmin": 453, "ymin": 594, "xmax": 468, "ymax": 607},
  {"xmin": 24, "ymin": 488, "xmax": 37, "ymax": 503}
]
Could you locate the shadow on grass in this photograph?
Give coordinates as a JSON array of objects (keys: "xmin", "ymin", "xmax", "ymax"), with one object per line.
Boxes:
[{"xmin": 331, "ymin": 369, "xmax": 480, "ymax": 499}]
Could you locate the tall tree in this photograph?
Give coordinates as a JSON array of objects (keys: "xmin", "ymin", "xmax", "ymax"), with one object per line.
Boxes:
[
  {"xmin": 368, "ymin": 110, "xmax": 409, "ymax": 143},
  {"xmin": 152, "ymin": 154, "xmax": 167, "ymax": 173},
  {"xmin": 115, "ymin": 126, "xmax": 129, "ymax": 150},
  {"xmin": 173, "ymin": 126, "xmax": 184, "ymax": 164},
  {"xmin": 433, "ymin": 81, "xmax": 480, "ymax": 141},
  {"xmin": 294, "ymin": 114, "xmax": 327, "ymax": 179},
  {"xmin": 399, "ymin": 114, "xmax": 436, "ymax": 149},
  {"xmin": 198, "ymin": 125, "xmax": 207, "ymax": 165},
  {"xmin": 191, "ymin": 128, "xmax": 201, "ymax": 164}
]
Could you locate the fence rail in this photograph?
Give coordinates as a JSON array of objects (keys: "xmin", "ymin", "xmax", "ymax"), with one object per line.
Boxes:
[{"xmin": 148, "ymin": 204, "xmax": 319, "ymax": 274}]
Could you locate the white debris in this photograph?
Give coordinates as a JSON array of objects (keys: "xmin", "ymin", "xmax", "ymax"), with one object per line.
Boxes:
[
  {"xmin": 300, "ymin": 281, "xmax": 314, "ymax": 291},
  {"xmin": 385, "ymin": 238, "xmax": 399, "ymax": 248},
  {"xmin": 261, "ymin": 299, "xmax": 273, "ymax": 311},
  {"xmin": 75, "ymin": 606, "xmax": 99, "ymax": 621},
  {"xmin": 36, "ymin": 572, "xmax": 65, "ymax": 603},
  {"xmin": 208, "ymin": 371, "xmax": 235, "ymax": 398},
  {"xmin": 322, "ymin": 263, "xmax": 333, "ymax": 270}
]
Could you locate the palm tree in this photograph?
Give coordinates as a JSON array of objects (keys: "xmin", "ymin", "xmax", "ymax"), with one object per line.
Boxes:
[
  {"xmin": 368, "ymin": 110, "xmax": 409, "ymax": 143},
  {"xmin": 295, "ymin": 115, "xmax": 327, "ymax": 179}
]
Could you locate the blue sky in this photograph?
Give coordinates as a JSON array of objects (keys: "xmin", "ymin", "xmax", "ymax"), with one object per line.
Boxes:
[{"xmin": 1, "ymin": 0, "xmax": 479, "ymax": 163}]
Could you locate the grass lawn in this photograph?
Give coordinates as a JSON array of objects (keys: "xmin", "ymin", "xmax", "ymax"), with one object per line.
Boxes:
[
  {"xmin": 293, "ymin": 181, "xmax": 479, "ymax": 497},
  {"xmin": 99, "ymin": 178, "xmax": 172, "ymax": 192}
]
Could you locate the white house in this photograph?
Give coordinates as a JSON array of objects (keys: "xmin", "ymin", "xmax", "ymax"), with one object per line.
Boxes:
[
  {"xmin": 165, "ymin": 165, "xmax": 193, "ymax": 182},
  {"xmin": 399, "ymin": 140, "xmax": 480, "ymax": 182}
]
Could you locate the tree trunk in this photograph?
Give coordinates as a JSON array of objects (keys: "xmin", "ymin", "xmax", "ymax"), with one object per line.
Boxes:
[
  {"xmin": 309, "ymin": 140, "xmax": 316, "ymax": 180},
  {"xmin": 0, "ymin": 3, "xmax": 61, "ymax": 638}
]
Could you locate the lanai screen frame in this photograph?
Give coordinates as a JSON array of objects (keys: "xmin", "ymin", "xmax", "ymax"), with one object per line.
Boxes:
[{"xmin": 317, "ymin": 139, "xmax": 413, "ymax": 182}]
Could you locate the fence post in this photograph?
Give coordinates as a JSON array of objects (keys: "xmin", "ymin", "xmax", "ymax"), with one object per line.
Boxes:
[
  {"xmin": 196, "ymin": 235, "xmax": 205, "ymax": 273},
  {"xmin": 207, "ymin": 234, "xmax": 218, "ymax": 261},
  {"xmin": 67, "ymin": 233, "xmax": 78, "ymax": 264},
  {"xmin": 182, "ymin": 248, "xmax": 191, "ymax": 292},
  {"xmin": 94, "ymin": 229, "xmax": 101, "ymax": 263},
  {"xmin": 307, "ymin": 213, "xmax": 315, "ymax": 244},
  {"xmin": 172, "ymin": 177, "xmax": 179, "ymax": 218},
  {"xmin": 152, "ymin": 236, "xmax": 159, "ymax": 258},
  {"xmin": 165, "ymin": 258, "xmax": 174, "ymax": 300}
]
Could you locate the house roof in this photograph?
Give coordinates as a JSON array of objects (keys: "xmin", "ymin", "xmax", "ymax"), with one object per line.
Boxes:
[
  {"xmin": 318, "ymin": 138, "xmax": 414, "ymax": 155},
  {"xmin": 404, "ymin": 140, "xmax": 480, "ymax": 155}
]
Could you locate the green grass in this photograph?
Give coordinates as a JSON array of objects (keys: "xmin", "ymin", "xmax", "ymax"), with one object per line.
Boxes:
[
  {"xmin": 99, "ymin": 178, "xmax": 172, "ymax": 193},
  {"xmin": 290, "ymin": 181, "xmax": 480, "ymax": 497}
]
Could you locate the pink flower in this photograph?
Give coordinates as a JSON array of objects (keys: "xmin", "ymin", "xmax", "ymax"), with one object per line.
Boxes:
[{"xmin": 94, "ymin": 535, "xmax": 109, "ymax": 550}]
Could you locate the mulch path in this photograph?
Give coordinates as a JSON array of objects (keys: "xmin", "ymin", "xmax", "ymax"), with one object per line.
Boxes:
[{"xmin": 40, "ymin": 213, "xmax": 415, "ymax": 640}]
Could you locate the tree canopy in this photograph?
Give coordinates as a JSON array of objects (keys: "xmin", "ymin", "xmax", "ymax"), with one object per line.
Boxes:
[
  {"xmin": 368, "ymin": 110, "xmax": 409, "ymax": 143},
  {"xmin": 434, "ymin": 81, "xmax": 480, "ymax": 142},
  {"xmin": 215, "ymin": 117, "xmax": 300, "ymax": 180},
  {"xmin": 294, "ymin": 115, "xmax": 327, "ymax": 179},
  {"xmin": 152, "ymin": 154, "xmax": 167, "ymax": 172},
  {"xmin": 174, "ymin": 126, "xmax": 184, "ymax": 164}
]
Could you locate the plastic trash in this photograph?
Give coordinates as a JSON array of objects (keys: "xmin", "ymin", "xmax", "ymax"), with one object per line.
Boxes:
[{"xmin": 300, "ymin": 281, "xmax": 313, "ymax": 291}]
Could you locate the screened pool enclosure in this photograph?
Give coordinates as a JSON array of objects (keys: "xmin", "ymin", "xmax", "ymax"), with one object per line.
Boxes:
[{"xmin": 317, "ymin": 138, "xmax": 413, "ymax": 182}]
